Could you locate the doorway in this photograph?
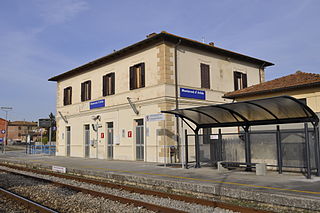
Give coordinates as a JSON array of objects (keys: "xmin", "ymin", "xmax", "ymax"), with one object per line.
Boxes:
[
  {"xmin": 84, "ymin": 124, "xmax": 90, "ymax": 158},
  {"xmin": 135, "ymin": 119, "xmax": 144, "ymax": 161},
  {"xmin": 66, "ymin": 126, "xmax": 71, "ymax": 156},
  {"xmin": 106, "ymin": 122, "xmax": 114, "ymax": 160}
]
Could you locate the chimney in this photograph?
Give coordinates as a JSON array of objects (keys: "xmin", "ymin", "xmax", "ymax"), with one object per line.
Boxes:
[
  {"xmin": 209, "ymin": 42, "xmax": 215, "ymax": 46},
  {"xmin": 146, "ymin": 32, "xmax": 157, "ymax": 38}
]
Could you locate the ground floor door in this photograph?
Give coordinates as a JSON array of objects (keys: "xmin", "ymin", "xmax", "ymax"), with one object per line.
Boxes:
[
  {"xmin": 107, "ymin": 122, "xmax": 113, "ymax": 160},
  {"xmin": 84, "ymin": 124, "xmax": 90, "ymax": 158},
  {"xmin": 135, "ymin": 119, "xmax": 144, "ymax": 161},
  {"xmin": 66, "ymin": 126, "xmax": 71, "ymax": 156}
]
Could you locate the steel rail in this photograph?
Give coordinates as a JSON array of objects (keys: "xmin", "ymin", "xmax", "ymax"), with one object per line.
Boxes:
[
  {"xmin": 0, "ymin": 168, "xmax": 186, "ymax": 213},
  {"xmin": 0, "ymin": 186, "xmax": 58, "ymax": 213},
  {"xmin": 0, "ymin": 163, "xmax": 271, "ymax": 213}
]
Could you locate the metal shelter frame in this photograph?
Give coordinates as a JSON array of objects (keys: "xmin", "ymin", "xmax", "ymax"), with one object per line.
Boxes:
[{"xmin": 162, "ymin": 96, "xmax": 320, "ymax": 179}]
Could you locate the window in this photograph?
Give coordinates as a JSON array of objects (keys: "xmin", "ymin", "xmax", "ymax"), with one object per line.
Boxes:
[
  {"xmin": 63, "ymin": 87, "xmax": 72, "ymax": 105},
  {"xmin": 200, "ymin": 63, "xmax": 210, "ymax": 89},
  {"xmin": 103, "ymin": 73, "xmax": 115, "ymax": 96},
  {"xmin": 81, "ymin": 80, "xmax": 91, "ymax": 102},
  {"xmin": 234, "ymin": 71, "xmax": 247, "ymax": 91},
  {"xmin": 129, "ymin": 63, "xmax": 145, "ymax": 90}
]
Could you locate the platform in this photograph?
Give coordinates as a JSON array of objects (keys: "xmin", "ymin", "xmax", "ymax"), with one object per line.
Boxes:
[{"xmin": 0, "ymin": 150, "xmax": 319, "ymax": 211}]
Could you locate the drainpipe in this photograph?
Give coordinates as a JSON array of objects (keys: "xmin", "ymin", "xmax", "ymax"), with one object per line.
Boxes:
[
  {"xmin": 174, "ymin": 39, "xmax": 182, "ymax": 162},
  {"xmin": 259, "ymin": 62, "xmax": 266, "ymax": 83}
]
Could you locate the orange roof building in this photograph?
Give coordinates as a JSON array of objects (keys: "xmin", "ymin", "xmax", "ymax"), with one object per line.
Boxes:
[{"xmin": 224, "ymin": 71, "xmax": 320, "ymax": 113}]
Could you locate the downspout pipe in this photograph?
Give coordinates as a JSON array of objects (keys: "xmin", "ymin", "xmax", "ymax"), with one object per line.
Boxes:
[{"xmin": 174, "ymin": 39, "xmax": 182, "ymax": 162}]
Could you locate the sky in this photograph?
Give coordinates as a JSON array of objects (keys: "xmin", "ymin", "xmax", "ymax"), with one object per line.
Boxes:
[{"xmin": 0, "ymin": 0, "xmax": 319, "ymax": 121}]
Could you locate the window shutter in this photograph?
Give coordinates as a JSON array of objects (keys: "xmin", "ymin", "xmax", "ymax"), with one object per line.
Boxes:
[
  {"xmin": 141, "ymin": 63, "xmax": 145, "ymax": 88},
  {"xmin": 63, "ymin": 88, "xmax": 67, "ymax": 105},
  {"xmin": 111, "ymin": 73, "xmax": 115, "ymax": 94},
  {"xmin": 201, "ymin": 64, "xmax": 205, "ymax": 88},
  {"xmin": 242, "ymin": 73, "xmax": 247, "ymax": 88},
  {"xmin": 234, "ymin": 72, "xmax": 239, "ymax": 91},
  {"xmin": 129, "ymin": 66, "xmax": 135, "ymax": 90},
  {"xmin": 81, "ymin": 83, "xmax": 85, "ymax": 101},
  {"xmin": 88, "ymin": 81, "xmax": 91, "ymax": 100},
  {"xmin": 102, "ymin": 75, "xmax": 107, "ymax": 96},
  {"xmin": 70, "ymin": 87, "xmax": 72, "ymax": 104},
  {"xmin": 201, "ymin": 64, "xmax": 210, "ymax": 89}
]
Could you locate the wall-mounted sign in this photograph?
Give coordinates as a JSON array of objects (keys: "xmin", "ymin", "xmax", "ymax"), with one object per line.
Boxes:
[
  {"xmin": 146, "ymin": 113, "xmax": 165, "ymax": 122},
  {"xmin": 1, "ymin": 130, "xmax": 5, "ymax": 134},
  {"xmin": 180, "ymin": 88, "xmax": 205, "ymax": 100},
  {"xmin": 128, "ymin": 131, "xmax": 132, "ymax": 138},
  {"xmin": 0, "ymin": 138, "xmax": 3, "ymax": 142},
  {"xmin": 101, "ymin": 133, "xmax": 104, "ymax": 139},
  {"xmin": 90, "ymin": 99, "xmax": 105, "ymax": 110}
]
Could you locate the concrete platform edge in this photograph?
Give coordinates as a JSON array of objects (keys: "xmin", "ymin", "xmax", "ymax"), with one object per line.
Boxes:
[{"xmin": 1, "ymin": 159, "xmax": 319, "ymax": 211}]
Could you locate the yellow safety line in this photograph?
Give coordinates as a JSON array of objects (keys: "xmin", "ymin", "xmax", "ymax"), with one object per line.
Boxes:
[{"xmin": 10, "ymin": 159, "xmax": 320, "ymax": 195}]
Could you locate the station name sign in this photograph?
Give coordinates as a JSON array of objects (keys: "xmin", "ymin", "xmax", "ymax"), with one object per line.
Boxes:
[
  {"xmin": 180, "ymin": 88, "xmax": 206, "ymax": 100},
  {"xmin": 90, "ymin": 99, "xmax": 105, "ymax": 110},
  {"xmin": 146, "ymin": 113, "xmax": 165, "ymax": 122}
]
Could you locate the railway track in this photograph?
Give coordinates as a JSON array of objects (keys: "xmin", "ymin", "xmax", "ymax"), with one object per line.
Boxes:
[
  {"xmin": 0, "ymin": 186, "xmax": 58, "ymax": 213},
  {"xmin": 0, "ymin": 163, "xmax": 271, "ymax": 213}
]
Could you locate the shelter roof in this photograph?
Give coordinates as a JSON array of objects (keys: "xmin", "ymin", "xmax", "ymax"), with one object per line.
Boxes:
[{"xmin": 162, "ymin": 96, "xmax": 319, "ymax": 129}]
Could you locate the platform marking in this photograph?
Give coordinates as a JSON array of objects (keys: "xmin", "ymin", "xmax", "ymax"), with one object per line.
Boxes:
[{"xmin": 13, "ymin": 159, "xmax": 320, "ymax": 196}]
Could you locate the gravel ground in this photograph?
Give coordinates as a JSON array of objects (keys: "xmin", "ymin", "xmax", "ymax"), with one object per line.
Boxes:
[
  {"xmin": 0, "ymin": 194, "xmax": 34, "ymax": 213},
  {"xmin": 0, "ymin": 166, "xmax": 238, "ymax": 213}
]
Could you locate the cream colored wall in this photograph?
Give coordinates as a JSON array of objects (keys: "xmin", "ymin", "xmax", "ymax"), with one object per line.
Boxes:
[
  {"xmin": 177, "ymin": 46, "xmax": 261, "ymax": 95},
  {"xmin": 55, "ymin": 42, "xmax": 264, "ymax": 162},
  {"xmin": 234, "ymin": 87, "xmax": 320, "ymax": 113}
]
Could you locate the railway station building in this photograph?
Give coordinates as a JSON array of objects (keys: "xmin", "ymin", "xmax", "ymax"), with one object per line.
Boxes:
[{"xmin": 49, "ymin": 31, "xmax": 273, "ymax": 162}]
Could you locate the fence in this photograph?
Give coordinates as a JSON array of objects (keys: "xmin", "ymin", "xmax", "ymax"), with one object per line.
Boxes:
[
  {"xmin": 185, "ymin": 128, "xmax": 318, "ymax": 172},
  {"xmin": 26, "ymin": 144, "xmax": 56, "ymax": 155}
]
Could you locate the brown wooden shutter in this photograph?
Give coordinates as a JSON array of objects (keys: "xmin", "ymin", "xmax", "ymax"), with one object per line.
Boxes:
[
  {"xmin": 81, "ymin": 82, "xmax": 85, "ymax": 101},
  {"xmin": 201, "ymin": 64, "xmax": 205, "ymax": 88},
  {"xmin": 102, "ymin": 75, "xmax": 107, "ymax": 96},
  {"xmin": 70, "ymin": 87, "xmax": 72, "ymax": 104},
  {"xmin": 129, "ymin": 66, "xmax": 135, "ymax": 90},
  {"xmin": 141, "ymin": 63, "xmax": 145, "ymax": 88},
  {"xmin": 234, "ymin": 72, "xmax": 239, "ymax": 90},
  {"xmin": 201, "ymin": 64, "xmax": 210, "ymax": 89},
  {"xmin": 88, "ymin": 81, "xmax": 91, "ymax": 100},
  {"xmin": 111, "ymin": 73, "xmax": 115, "ymax": 94},
  {"xmin": 242, "ymin": 73, "xmax": 247, "ymax": 88},
  {"xmin": 63, "ymin": 88, "xmax": 67, "ymax": 105}
]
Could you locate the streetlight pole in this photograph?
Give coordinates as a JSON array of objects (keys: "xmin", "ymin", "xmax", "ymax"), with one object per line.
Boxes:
[{"xmin": 1, "ymin": 107, "xmax": 13, "ymax": 153}]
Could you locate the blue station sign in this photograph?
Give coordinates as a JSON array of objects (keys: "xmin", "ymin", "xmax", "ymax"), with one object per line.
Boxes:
[
  {"xmin": 90, "ymin": 99, "xmax": 105, "ymax": 110},
  {"xmin": 180, "ymin": 88, "xmax": 206, "ymax": 100}
]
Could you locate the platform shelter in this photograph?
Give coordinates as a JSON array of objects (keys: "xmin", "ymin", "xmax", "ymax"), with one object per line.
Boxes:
[{"xmin": 162, "ymin": 96, "xmax": 320, "ymax": 179}]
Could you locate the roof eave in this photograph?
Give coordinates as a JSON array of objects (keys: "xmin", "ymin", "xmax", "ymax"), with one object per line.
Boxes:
[
  {"xmin": 223, "ymin": 81, "xmax": 320, "ymax": 99},
  {"xmin": 49, "ymin": 32, "xmax": 274, "ymax": 82}
]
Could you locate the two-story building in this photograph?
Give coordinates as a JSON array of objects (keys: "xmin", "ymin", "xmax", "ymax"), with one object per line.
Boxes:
[{"xmin": 49, "ymin": 31, "xmax": 273, "ymax": 162}]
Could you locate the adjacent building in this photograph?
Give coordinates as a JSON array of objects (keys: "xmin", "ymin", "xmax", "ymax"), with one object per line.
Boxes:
[
  {"xmin": 49, "ymin": 31, "xmax": 273, "ymax": 162},
  {"xmin": 8, "ymin": 121, "xmax": 38, "ymax": 143},
  {"xmin": 223, "ymin": 71, "xmax": 320, "ymax": 114},
  {"xmin": 0, "ymin": 118, "xmax": 8, "ymax": 143}
]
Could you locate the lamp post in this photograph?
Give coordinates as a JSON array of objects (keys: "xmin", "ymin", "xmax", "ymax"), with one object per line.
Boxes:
[{"xmin": 1, "ymin": 107, "xmax": 13, "ymax": 153}]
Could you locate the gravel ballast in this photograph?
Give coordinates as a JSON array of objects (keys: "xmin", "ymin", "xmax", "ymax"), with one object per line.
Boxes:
[{"xmin": 0, "ymin": 166, "xmax": 239, "ymax": 213}]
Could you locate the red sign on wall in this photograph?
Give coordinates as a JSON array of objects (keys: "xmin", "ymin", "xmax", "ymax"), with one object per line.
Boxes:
[
  {"xmin": 101, "ymin": 133, "xmax": 104, "ymax": 138},
  {"xmin": 128, "ymin": 131, "xmax": 132, "ymax": 138}
]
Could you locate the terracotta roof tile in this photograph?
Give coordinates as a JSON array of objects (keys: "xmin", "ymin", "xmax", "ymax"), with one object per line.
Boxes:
[
  {"xmin": 223, "ymin": 71, "xmax": 320, "ymax": 99},
  {"xmin": 9, "ymin": 121, "xmax": 37, "ymax": 126}
]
